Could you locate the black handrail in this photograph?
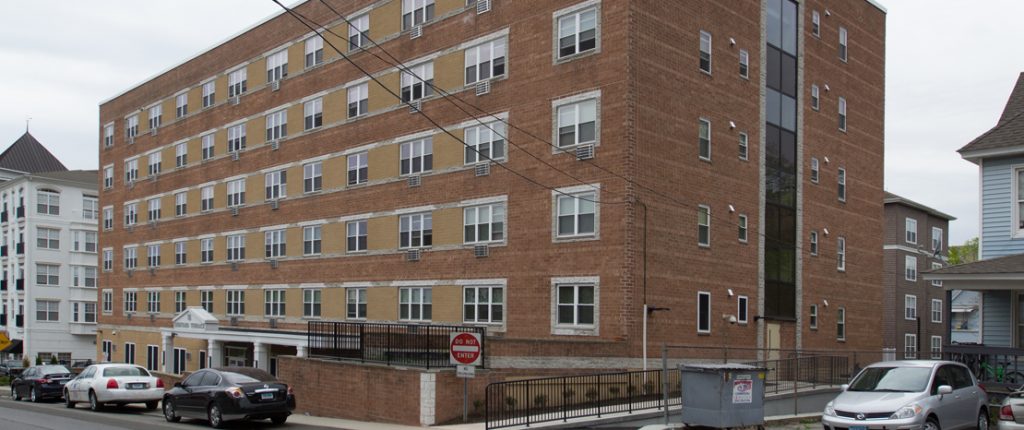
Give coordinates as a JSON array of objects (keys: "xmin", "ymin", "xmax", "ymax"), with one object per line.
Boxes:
[{"xmin": 307, "ymin": 321, "xmax": 485, "ymax": 369}]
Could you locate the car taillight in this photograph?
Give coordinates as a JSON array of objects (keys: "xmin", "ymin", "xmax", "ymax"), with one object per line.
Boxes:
[
  {"xmin": 36, "ymin": 379, "xmax": 51, "ymax": 384},
  {"xmin": 106, "ymin": 379, "xmax": 119, "ymax": 389},
  {"xmin": 156, "ymin": 379, "xmax": 164, "ymax": 388},
  {"xmin": 1001, "ymin": 405, "xmax": 1015, "ymax": 421},
  {"xmin": 225, "ymin": 387, "xmax": 244, "ymax": 399}
]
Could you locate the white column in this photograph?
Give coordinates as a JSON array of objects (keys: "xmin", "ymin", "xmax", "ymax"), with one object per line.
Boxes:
[
  {"xmin": 296, "ymin": 345, "xmax": 307, "ymax": 358},
  {"xmin": 253, "ymin": 342, "xmax": 269, "ymax": 371},
  {"xmin": 161, "ymin": 333, "xmax": 174, "ymax": 373},
  {"xmin": 207, "ymin": 339, "xmax": 222, "ymax": 368}
]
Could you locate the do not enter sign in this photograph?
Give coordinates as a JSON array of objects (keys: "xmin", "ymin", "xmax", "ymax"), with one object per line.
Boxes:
[{"xmin": 449, "ymin": 332, "xmax": 482, "ymax": 366}]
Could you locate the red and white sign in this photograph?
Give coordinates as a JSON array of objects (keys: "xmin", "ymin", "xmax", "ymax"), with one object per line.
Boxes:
[{"xmin": 449, "ymin": 332, "xmax": 482, "ymax": 366}]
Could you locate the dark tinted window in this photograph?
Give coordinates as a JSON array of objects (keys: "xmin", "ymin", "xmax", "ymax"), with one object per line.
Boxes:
[
  {"xmin": 200, "ymin": 372, "xmax": 221, "ymax": 386},
  {"xmin": 102, "ymin": 366, "xmax": 150, "ymax": 377},
  {"xmin": 39, "ymin": 365, "xmax": 70, "ymax": 375},
  {"xmin": 182, "ymin": 372, "xmax": 204, "ymax": 387},
  {"xmin": 221, "ymin": 367, "xmax": 275, "ymax": 384},
  {"xmin": 949, "ymin": 365, "xmax": 974, "ymax": 389},
  {"xmin": 931, "ymin": 366, "xmax": 954, "ymax": 395}
]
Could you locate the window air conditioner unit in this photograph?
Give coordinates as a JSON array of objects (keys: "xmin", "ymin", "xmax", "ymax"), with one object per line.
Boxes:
[
  {"xmin": 576, "ymin": 144, "xmax": 595, "ymax": 160},
  {"xmin": 408, "ymin": 175, "xmax": 421, "ymax": 187},
  {"xmin": 150, "ymin": 128, "xmax": 158, "ymax": 137},
  {"xmin": 149, "ymin": 267, "xmax": 156, "ymax": 275},
  {"xmin": 271, "ymin": 81, "xmax": 281, "ymax": 92},
  {"xmin": 268, "ymin": 318, "xmax": 277, "ymax": 328},
  {"xmin": 149, "ymin": 313, "xmax": 156, "ymax": 322},
  {"xmin": 126, "ymin": 225, "xmax": 134, "ymax": 233},
  {"xmin": 230, "ymin": 262, "xmax": 239, "ymax": 271},
  {"xmin": 269, "ymin": 259, "xmax": 279, "ymax": 269},
  {"xmin": 229, "ymin": 316, "xmax": 239, "ymax": 326},
  {"xmin": 231, "ymin": 151, "xmax": 240, "ymax": 161},
  {"xmin": 230, "ymin": 206, "xmax": 239, "ymax": 216},
  {"xmin": 270, "ymin": 200, "xmax": 279, "ymax": 210},
  {"xmin": 126, "ymin": 269, "xmax": 134, "ymax": 277},
  {"xmin": 475, "ymin": 80, "xmax": 491, "ymax": 96},
  {"xmin": 229, "ymin": 96, "xmax": 240, "ymax": 106},
  {"xmin": 128, "ymin": 180, "xmax": 135, "ymax": 189},
  {"xmin": 410, "ymin": 25, "xmax": 423, "ymax": 39},
  {"xmin": 409, "ymin": 99, "xmax": 421, "ymax": 113},
  {"xmin": 475, "ymin": 162, "xmax": 490, "ymax": 176},
  {"xmin": 474, "ymin": 244, "xmax": 489, "ymax": 258},
  {"xmin": 126, "ymin": 313, "xmax": 132, "ymax": 320},
  {"xmin": 149, "ymin": 220, "xmax": 157, "ymax": 229},
  {"xmin": 270, "ymin": 140, "xmax": 280, "ymax": 150},
  {"xmin": 477, "ymin": 0, "xmax": 491, "ymax": 14},
  {"xmin": 149, "ymin": 173, "xmax": 157, "ymax": 182},
  {"xmin": 406, "ymin": 249, "xmax": 421, "ymax": 261},
  {"xmin": 128, "ymin": 137, "xmax": 135, "ymax": 145}
]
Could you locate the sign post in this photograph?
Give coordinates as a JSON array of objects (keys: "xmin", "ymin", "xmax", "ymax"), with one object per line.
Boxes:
[{"xmin": 450, "ymin": 332, "xmax": 483, "ymax": 422}]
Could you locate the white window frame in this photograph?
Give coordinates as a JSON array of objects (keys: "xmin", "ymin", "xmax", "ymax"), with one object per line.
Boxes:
[
  {"xmin": 399, "ymin": 138, "xmax": 432, "ymax": 175},
  {"xmin": 201, "ymin": 186, "xmax": 214, "ymax": 212},
  {"xmin": 930, "ymin": 336, "xmax": 942, "ymax": 359},
  {"xmin": 175, "ymin": 241, "xmax": 186, "ymax": 265},
  {"xmin": 347, "ymin": 83, "xmax": 368, "ymax": 118},
  {"xmin": 103, "ymin": 165, "xmax": 114, "ymax": 189},
  {"xmin": 226, "ymin": 234, "xmax": 246, "ymax": 262},
  {"xmin": 464, "ymin": 122, "xmax": 507, "ymax": 164},
  {"xmin": 905, "ymin": 333, "xmax": 917, "ymax": 359},
  {"xmin": 303, "ymin": 225, "xmax": 321, "ymax": 256},
  {"xmin": 346, "ymin": 288, "xmax": 366, "ymax": 320},
  {"xmin": 104, "ymin": 123, "xmax": 114, "ymax": 147},
  {"xmin": 147, "ymin": 197, "xmax": 161, "ymax": 221},
  {"xmin": 838, "ymin": 96, "xmax": 847, "ymax": 132},
  {"xmin": 812, "ymin": 10, "xmax": 821, "ymax": 37},
  {"xmin": 265, "ymin": 170, "xmax": 287, "ymax": 201},
  {"xmin": 837, "ymin": 167, "xmax": 847, "ymax": 202},
  {"xmin": 36, "ymin": 227, "xmax": 60, "ymax": 250},
  {"xmin": 905, "ymin": 294, "xmax": 918, "ymax": 320},
  {"xmin": 227, "ymin": 179, "xmax": 245, "ymax": 207},
  {"xmin": 809, "ymin": 304, "xmax": 818, "ymax": 329},
  {"xmin": 737, "ymin": 295, "xmax": 748, "ymax": 324},
  {"xmin": 265, "ymin": 229, "xmax": 286, "ymax": 259},
  {"xmin": 932, "ymin": 262, "xmax": 943, "ymax": 287},
  {"xmin": 147, "ymin": 291, "xmax": 161, "ymax": 313},
  {"xmin": 228, "ymin": 124, "xmax": 246, "ymax": 152},
  {"xmin": 554, "ymin": 4, "xmax": 599, "ymax": 61},
  {"xmin": 148, "ymin": 104, "xmax": 162, "ymax": 129},
  {"xmin": 931, "ymin": 227, "xmax": 943, "ymax": 252},
  {"xmin": 124, "ymin": 203, "xmax": 138, "ymax": 226},
  {"xmin": 555, "ymin": 189, "xmax": 598, "ymax": 240},
  {"xmin": 226, "ymin": 290, "xmax": 245, "ymax": 316},
  {"xmin": 465, "ymin": 38, "xmax": 507, "ymax": 85},
  {"xmin": 699, "ymin": 30, "xmax": 712, "ymax": 74},
  {"xmin": 931, "ymin": 299, "xmax": 943, "ymax": 323},
  {"xmin": 738, "ymin": 132, "xmax": 748, "ymax": 161},
  {"xmin": 837, "ymin": 236, "xmax": 846, "ymax": 271},
  {"xmin": 697, "ymin": 291, "xmax": 711, "ymax": 333},
  {"xmin": 175, "ymin": 291, "xmax": 187, "ymax": 313},
  {"xmin": 266, "ymin": 50, "xmax": 288, "ymax": 83},
  {"xmin": 124, "ymin": 246, "xmax": 138, "ymax": 270},
  {"xmin": 35, "ymin": 263, "xmax": 60, "ymax": 286},
  {"xmin": 399, "ymin": 212, "xmax": 433, "ymax": 249},
  {"xmin": 698, "ymin": 205, "xmax": 711, "ymax": 247},
  {"xmin": 811, "ymin": 84, "xmax": 820, "ymax": 111},
  {"xmin": 698, "ymin": 118, "xmax": 711, "ymax": 161},
  {"xmin": 305, "ymin": 36, "xmax": 324, "ymax": 68},
  {"xmin": 102, "ymin": 290, "xmax": 113, "ymax": 314},
  {"xmin": 36, "ymin": 300, "xmax": 59, "ymax": 322},
  {"xmin": 905, "ymin": 218, "xmax": 918, "ymax": 244},
  {"xmin": 552, "ymin": 280, "xmax": 598, "ymax": 335},
  {"xmin": 175, "ymin": 142, "xmax": 188, "ymax": 167},
  {"xmin": 265, "ymin": 109, "xmax": 287, "ymax": 141},
  {"xmin": 347, "ymin": 220, "xmax": 367, "ymax": 253},
  {"xmin": 126, "ymin": 115, "xmax": 139, "ymax": 139},
  {"xmin": 464, "ymin": 203, "xmax": 506, "ymax": 244},
  {"xmin": 348, "ymin": 152, "xmax": 368, "ymax": 185},
  {"xmin": 400, "ymin": 62, "xmax": 434, "ymax": 103},
  {"xmin": 399, "ymin": 286, "xmax": 432, "ymax": 322},
  {"xmin": 303, "ymin": 288, "xmax": 322, "ymax": 318},
  {"xmin": 739, "ymin": 49, "xmax": 749, "ymax": 79},
  {"xmin": 738, "ymin": 214, "xmax": 748, "ymax": 243},
  {"xmin": 103, "ymin": 207, "xmax": 113, "ymax": 230},
  {"xmin": 175, "ymin": 92, "xmax": 188, "ymax": 118},
  {"xmin": 148, "ymin": 151, "xmax": 162, "ymax": 176},
  {"xmin": 304, "ymin": 98, "xmax": 323, "ymax": 130},
  {"xmin": 464, "ymin": 285, "xmax": 504, "ymax": 325},
  {"xmin": 147, "ymin": 244, "xmax": 161, "ymax": 267},
  {"xmin": 810, "ymin": 230, "xmax": 818, "ymax": 255},
  {"xmin": 102, "ymin": 249, "xmax": 113, "ymax": 272},
  {"xmin": 555, "ymin": 96, "xmax": 599, "ymax": 149},
  {"xmin": 125, "ymin": 158, "xmax": 138, "ymax": 183},
  {"xmin": 837, "ymin": 307, "xmax": 846, "ymax": 341},
  {"xmin": 905, "ymin": 255, "xmax": 918, "ymax": 281},
  {"xmin": 348, "ymin": 14, "xmax": 369, "ymax": 50},
  {"xmin": 304, "ymin": 162, "xmax": 322, "ymax": 193},
  {"xmin": 839, "ymin": 27, "xmax": 848, "ymax": 62},
  {"xmin": 264, "ymin": 289, "xmax": 286, "ymax": 317},
  {"xmin": 228, "ymin": 68, "xmax": 247, "ymax": 97},
  {"xmin": 202, "ymin": 133, "xmax": 215, "ymax": 160},
  {"xmin": 202, "ymin": 80, "xmax": 215, "ymax": 108},
  {"xmin": 401, "ymin": 0, "xmax": 435, "ymax": 30},
  {"xmin": 201, "ymin": 290, "xmax": 214, "ymax": 312},
  {"xmin": 175, "ymin": 192, "xmax": 187, "ymax": 217},
  {"xmin": 125, "ymin": 290, "xmax": 138, "ymax": 313}
]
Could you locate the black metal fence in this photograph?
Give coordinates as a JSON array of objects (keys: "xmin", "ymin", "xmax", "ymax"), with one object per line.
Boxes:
[
  {"xmin": 485, "ymin": 370, "xmax": 680, "ymax": 430},
  {"xmin": 744, "ymin": 355, "xmax": 850, "ymax": 395},
  {"xmin": 945, "ymin": 344, "xmax": 1024, "ymax": 403},
  {"xmin": 307, "ymin": 321, "xmax": 486, "ymax": 369}
]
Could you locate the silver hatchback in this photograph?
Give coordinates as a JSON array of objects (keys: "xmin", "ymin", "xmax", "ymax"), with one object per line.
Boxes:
[{"xmin": 822, "ymin": 360, "xmax": 989, "ymax": 430}]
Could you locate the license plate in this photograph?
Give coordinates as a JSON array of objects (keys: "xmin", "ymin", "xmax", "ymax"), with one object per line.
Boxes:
[
  {"xmin": 261, "ymin": 392, "xmax": 274, "ymax": 400},
  {"xmin": 58, "ymin": 381, "xmax": 66, "ymax": 385},
  {"xmin": 127, "ymin": 383, "xmax": 146, "ymax": 389},
  {"xmin": 850, "ymin": 426, "xmax": 868, "ymax": 430}
]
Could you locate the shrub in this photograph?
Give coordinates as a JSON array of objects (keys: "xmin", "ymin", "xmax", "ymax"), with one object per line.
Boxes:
[
  {"xmin": 21, "ymin": 358, "xmax": 29, "ymax": 368},
  {"xmin": 585, "ymin": 388, "xmax": 599, "ymax": 401},
  {"xmin": 35, "ymin": 356, "xmax": 42, "ymax": 365},
  {"xmin": 609, "ymin": 386, "xmax": 621, "ymax": 396},
  {"xmin": 504, "ymin": 396, "xmax": 517, "ymax": 410},
  {"xmin": 49, "ymin": 356, "xmax": 58, "ymax": 365},
  {"xmin": 533, "ymin": 394, "xmax": 548, "ymax": 407}
]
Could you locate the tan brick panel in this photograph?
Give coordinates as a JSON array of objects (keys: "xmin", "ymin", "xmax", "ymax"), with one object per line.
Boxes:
[
  {"xmin": 432, "ymin": 208, "xmax": 461, "ymax": 246},
  {"xmin": 323, "ymin": 90, "xmax": 346, "ymax": 125},
  {"xmin": 285, "ymin": 288, "xmax": 303, "ymax": 319},
  {"xmin": 323, "ymin": 157, "xmax": 346, "ymax": 189},
  {"xmin": 433, "ymin": 131, "xmax": 464, "ymax": 170},
  {"xmin": 368, "ymin": 72, "xmax": 399, "ymax": 112},
  {"xmin": 435, "ymin": 0, "xmax": 464, "ymax": 16},
  {"xmin": 367, "ymin": 216, "xmax": 397, "ymax": 250},
  {"xmin": 285, "ymin": 226, "xmax": 303, "ymax": 257},
  {"xmin": 367, "ymin": 287, "xmax": 396, "ymax": 321},
  {"xmin": 369, "ymin": 0, "xmax": 400, "ymax": 40},
  {"xmin": 322, "ymin": 224, "xmax": 344, "ymax": 254},
  {"xmin": 287, "ymin": 43, "xmax": 305, "ymax": 74},
  {"xmin": 367, "ymin": 144, "xmax": 398, "ymax": 180},
  {"xmin": 433, "ymin": 51, "xmax": 464, "ymax": 93},
  {"xmin": 248, "ymin": 59, "xmax": 266, "ymax": 88},
  {"xmin": 286, "ymin": 165, "xmax": 304, "ymax": 197},
  {"xmin": 430, "ymin": 285, "xmax": 461, "ymax": 324},
  {"xmin": 246, "ymin": 232, "xmax": 264, "ymax": 262},
  {"xmin": 286, "ymin": 104, "xmax": 303, "ymax": 137}
]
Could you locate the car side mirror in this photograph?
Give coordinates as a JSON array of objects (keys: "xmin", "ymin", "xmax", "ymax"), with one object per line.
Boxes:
[
  {"xmin": 174, "ymin": 382, "xmax": 183, "ymax": 388},
  {"xmin": 840, "ymin": 384, "xmax": 849, "ymax": 392},
  {"xmin": 938, "ymin": 385, "xmax": 953, "ymax": 395}
]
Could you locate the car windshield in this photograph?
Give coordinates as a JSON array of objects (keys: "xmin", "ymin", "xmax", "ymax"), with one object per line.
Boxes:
[
  {"xmin": 38, "ymin": 365, "xmax": 70, "ymax": 375},
  {"xmin": 221, "ymin": 368, "xmax": 275, "ymax": 384},
  {"xmin": 848, "ymin": 366, "xmax": 932, "ymax": 392},
  {"xmin": 102, "ymin": 366, "xmax": 150, "ymax": 377}
]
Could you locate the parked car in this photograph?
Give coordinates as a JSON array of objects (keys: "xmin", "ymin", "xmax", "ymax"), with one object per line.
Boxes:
[
  {"xmin": 161, "ymin": 367, "xmax": 295, "ymax": 428},
  {"xmin": 823, "ymin": 360, "xmax": 988, "ymax": 430},
  {"xmin": 10, "ymin": 365, "xmax": 73, "ymax": 402},
  {"xmin": 0, "ymin": 360, "xmax": 24, "ymax": 377},
  {"xmin": 63, "ymin": 363, "xmax": 165, "ymax": 411},
  {"xmin": 998, "ymin": 390, "xmax": 1024, "ymax": 430}
]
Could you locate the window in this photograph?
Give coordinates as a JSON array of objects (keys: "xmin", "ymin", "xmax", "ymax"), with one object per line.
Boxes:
[
  {"xmin": 124, "ymin": 246, "xmax": 138, "ymax": 270},
  {"xmin": 175, "ymin": 192, "xmax": 187, "ymax": 217},
  {"xmin": 172, "ymin": 348, "xmax": 186, "ymax": 374},
  {"xmin": 346, "ymin": 288, "xmax": 366, "ymax": 319},
  {"xmin": 905, "ymin": 295, "xmax": 917, "ymax": 320},
  {"xmin": 148, "ymin": 152, "xmax": 162, "ymax": 176},
  {"xmin": 104, "ymin": 123, "xmax": 114, "ymax": 147},
  {"xmin": 402, "ymin": 0, "xmax": 435, "ymax": 30},
  {"xmin": 303, "ymin": 289, "xmax": 321, "ymax": 317},
  {"xmin": 698, "ymin": 205, "xmax": 711, "ymax": 247},
  {"xmin": 1018, "ymin": 169, "xmax": 1024, "ymax": 232},
  {"xmin": 931, "ymin": 227, "xmax": 943, "ymax": 252},
  {"xmin": 103, "ymin": 207, "xmax": 113, "ymax": 230},
  {"xmin": 201, "ymin": 238, "xmax": 214, "ymax": 263},
  {"xmin": 201, "ymin": 290, "xmax": 214, "ymax": 312},
  {"xmin": 931, "ymin": 299, "xmax": 943, "ymax": 323},
  {"xmin": 837, "ymin": 308, "xmax": 846, "ymax": 340},
  {"xmin": 465, "ymin": 123, "xmax": 506, "ymax": 164},
  {"xmin": 201, "ymin": 186, "xmax": 214, "ymax": 212},
  {"xmin": 226, "ymin": 234, "xmax": 246, "ymax": 261},
  {"xmin": 72, "ymin": 266, "xmax": 97, "ymax": 288},
  {"xmin": 904, "ymin": 334, "xmax": 917, "ymax": 359},
  {"xmin": 147, "ymin": 198, "xmax": 161, "ymax": 221},
  {"xmin": 349, "ymin": 14, "xmax": 369, "ymax": 50},
  {"xmin": 739, "ymin": 49, "xmax": 749, "ymax": 78},
  {"xmin": 125, "ymin": 158, "xmax": 138, "ymax": 183},
  {"xmin": 932, "ymin": 262, "xmax": 943, "ymax": 287},
  {"xmin": 557, "ymin": 192, "xmax": 597, "ymax": 238},
  {"xmin": 557, "ymin": 284, "xmax": 596, "ymax": 328},
  {"xmin": 811, "ymin": 84, "xmax": 820, "ymax": 111},
  {"xmin": 103, "ymin": 165, "xmax": 114, "ymax": 189},
  {"xmin": 102, "ymin": 249, "xmax": 113, "ymax": 272},
  {"xmin": 227, "ymin": 179, "xmax": 245, "ymax": 207},
  {"xmin": 266, "ymin": 110, "xmax": 287, "ymax": 141},
  {"xmin": 228, "ymin": 68, "xmax": 247, "ymax": 97},
  {"xmin": 399, "ymin": 213, "xmax": 432, "ymax": 248},
  {"xmin": 836, "ymin": 237, "xmax": 846, "ymax": 271},
  {"xmin": 837, "ymin": 167, "xmax": 846, "ymax": 202},
  {"xmin": 699, "ymin": 30, "xmax": 712, "ymax": 73},
  {"xmin": 304, "ymin": 98, "xmax": 323, "ymax": 130},
  {"xmin": 125, "ymin": 291, "xmax": 137, "ymax": 313},
  {"xmin": 228, "ymin": 124, "xmax": 246, "ymax": 152},
  {"xmin": 347, "ymin": 83, "xmax": 368, "ymax": 118},
  {"xmin": 401, "ymin": 62, "xmax": 434, "ymax": 102},
  {"xmin": 147, "ymin": 244, "xmax": 161, "ymax": 267},
  {"xmin": 400, "ymin": 139, "xmax": 433, "ymax": 175},
  {"xmin": 465, "ymin": 39, "xmax": 506, "ymax": 84},
  {"xmin": 265, "ymin": 229, "xmax": 286, "ymax": 258},
  {"xmin": 226, "ymin": 290, "xmax": 245, "ymax": 315},
  {"xmin": 124, "ymin": 343, "xmax": 136, "ymax": 364},
  {"xmin": 265, "ymin": 289, "xmax": 286, "ymax": 317},
  {"xmin": 37, "ymin": 190, "xmax": 59, "ymax": 215},
  {"xmin": 698, "ymin": 118, "xmax": 711, "ymax": 160},
  {"xmin": 148, "ymin": 104, "xmax": 162, "ymax": 129},
  {"xmin": 304, "ymin": 162, "xmax": 322, "ymax": 193},
  {"xmin": 809, "ymin": 304, "xmax": 818, "ymax": 329},
  {"xmin": 399, "ymin": 287, "xmax": 432, "ymax": 321},
  {"xmin": 304, "ymin": 226, "xmax": 321, "ymax": 255},
  {"xmin": 305, "ymin": 36, "xmax": 323, "ymax": 68},
  {"xmin": 36, "ymin": 264, "xmax": 59, "ymax": 286},
  {"xmin": 838, "ymin": 27, "xmax": 848, "ymax": 62},
  {"xmin": 556, "ymin": 99, "xmax": 597, "ymax": 148},
  {"xmin": 86, "ymin": 197, "xmax": 100, "ymax": 220},
  {"xmin": 838, "ymin": 97, "xmax": 847, "ymax": 131},
  {"xmin": 175, "ymin": 142, "xmax": 187, "ymax": 167},
  {"xmin": 464, "ymin": 286, "xmax": 504, "ymax": 324},
  {"xmin": 810, "ymin": 157, "xmax": 819, "ymax": 183},
  {"xmin": 738, "ymin": 214, "xmax": 748, "ymax": 243},
  {"xmin": 175, "ymin": 291, "xmax": 187, "ymax": 313},
  {"xmin": 146, "ymin": 345, "xmax": 159, "ymax": 371},
  {"xmin": 265, "ymin": 170, "xmax": 287, "ymax": 200},
  {"xmin": 202, "ymin": 133, "xmax": 215, "ymax": 160},
  {"xmin": 695, "ymin": 291, "xmax": 711, "ymax": 333},
  {"xmin": 347, "ymin": 220, "xmax": 367, "ymax": 252},
  {"xmin": 464, "ymin": 204, "xmax": 506, "ymax": 244},
  {"xmin": 556, "ymin": 6, "xmax": 597, "ymax": 59},
  {"xmin": 126, "ymin": 115, "xmax": 139, "ymax": 139},
  {"xmin": 905, "ymin": 255, "xmax": 918, "ymax": 281},
  {"xmin": 175, "ymin": 241, "xmax": 186, "ymax": 265},
  {"xmin": 930, "ymin": 336, "xmax": 942, "ymax": 359},
  {"xmin": 36, "ymin": 300, "xmax": 59, "ymax": 322},
  {"xmin": 738, "ymin": 132, "xmax": 748, "ymax": 160},
  {"xmin": 905, "ymin": 218, "xmax": 918, "ymax": 244},
  {"xmin": 102, "ymin": 290, "xmax": 113, "ymax": 313},
  {"xmin": 810, "ymin": 231, "xmax": 819, "ymax": 255},
  {"xmin": 75, "ymin": 230, "xmax": 99, "ymax": 252},
  {"xmin": 266, "ymin": 50, "xmax": 288, "ymax": 82},
  {"xmin": 737, "ymin": 295, "xmax": 748, "ymax": 324},
  {"xmin": 202, "ymin": 80, "xmax": 215, "ymax": 108},
  {"xmin": 812, "ymin": 10, "xmax": 820, "ymax": 37},
  {"xmin": 175, "ymin": 93, "xmax": 188, "ymax": 118},
  {"xmin": 37, "ymin": 227, "xmax": 59, "ymax": 249},
  {"xmin": 147, "ymin": 291, "xmax": 160, "ymax": 313},
  {"xmin": 348, "ymin": 152, "xmax": 368, "ymax": 185}
]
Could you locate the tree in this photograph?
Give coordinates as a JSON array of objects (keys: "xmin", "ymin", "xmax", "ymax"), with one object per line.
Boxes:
[{"xmin": 948, "ymin": 237, "xmax": 979, "ymax": 265}]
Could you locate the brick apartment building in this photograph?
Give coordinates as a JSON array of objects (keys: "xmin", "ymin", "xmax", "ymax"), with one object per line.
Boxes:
[
  {"xmin": 97, "ymin": 0, "xmax": 885, "ymax": 423},
  {"xmin": 882, "ymin": 192, "xmax": 953, "ymax": 360}
]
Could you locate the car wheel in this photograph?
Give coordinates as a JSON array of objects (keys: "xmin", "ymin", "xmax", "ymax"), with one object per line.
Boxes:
[
  {"xmin": 978, "ymin": 408, "xmax": 990, "ymax": 430},
  {"xmin": 89, "ymin": 390, "xmax": 103, "ymax": 412},
  {"xmin": 64, "ymin": 390, "xmax": 75, "ymax": 409},
  {"xmin": 925, "ymin": 416, "xmax": 941, "ymax": 430},
  {"xmin": 163, "ymin": 398, "xmax": 181, "ymax": 423},
  {"xmin": 208, "ymin": 403, "xmax": 226, "ymax": 429},
  {"xmin": 11, "ymin": 385, "xmax": 19, "ymax": 401},
  {"xmin": 30, "ymin": 386, "xmax": 39, "ymax": 403},
  {"xmin": 145, "ymin": 401, "xmax": 159, "ymax": 410},
  {"xmin": 270, "ymin": 414, "xmax": 288, "ymax": 425}
]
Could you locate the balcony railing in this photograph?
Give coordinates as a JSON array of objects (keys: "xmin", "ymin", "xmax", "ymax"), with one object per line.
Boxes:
[
  {"xmin": 307, "ymin": 321, "xmax": 486, "ymax": 369},
  {"xmin": 16, "ymin": 279, "xmax": 24, "ymax": 290},
  {"xmin": 945, "ymin": 343, "xmax": 1024, "ymax": 401}
]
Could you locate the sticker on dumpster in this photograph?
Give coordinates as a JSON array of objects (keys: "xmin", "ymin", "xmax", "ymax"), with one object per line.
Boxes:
[{"xmin": 732, "ymin": 378, "xmax": 754, "ymax": 404}]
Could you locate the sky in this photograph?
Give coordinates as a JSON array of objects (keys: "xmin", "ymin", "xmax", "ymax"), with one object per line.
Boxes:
[{"xmin": 2, "ymin": 1, "xmax": 1024, "ymax": 246}]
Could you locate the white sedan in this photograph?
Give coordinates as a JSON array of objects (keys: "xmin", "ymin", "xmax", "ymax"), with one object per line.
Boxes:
[{"xmin": 63, "ymin": 363, "xmax": 166, "ymax": 411}]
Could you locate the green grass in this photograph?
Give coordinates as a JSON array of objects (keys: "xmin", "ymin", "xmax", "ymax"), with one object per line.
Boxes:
[{"xmin": 0, "ymin": 376, "xmax": 9, "ymax": 386}]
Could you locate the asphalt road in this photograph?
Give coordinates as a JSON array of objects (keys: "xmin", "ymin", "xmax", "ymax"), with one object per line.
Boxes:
[{"xmin": 0, "ymin": 396, "xmax": 340, "ymax": 430}]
